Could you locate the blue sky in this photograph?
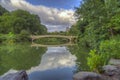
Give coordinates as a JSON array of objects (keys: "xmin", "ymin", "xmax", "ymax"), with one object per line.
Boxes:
[{"xmin": 27, "ymin": 0, "xmax": 80, "ymax": 9}]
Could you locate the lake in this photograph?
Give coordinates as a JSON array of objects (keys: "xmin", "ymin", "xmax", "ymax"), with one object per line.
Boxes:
[{"xmin": 0, "ymin": 43, "xmax": 89, "ymax": 80}]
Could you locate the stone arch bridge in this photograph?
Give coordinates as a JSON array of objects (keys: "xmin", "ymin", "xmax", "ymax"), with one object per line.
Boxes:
[{"xmin": 30, "ymin": 35, "xmax": 77, "ymax": 47}]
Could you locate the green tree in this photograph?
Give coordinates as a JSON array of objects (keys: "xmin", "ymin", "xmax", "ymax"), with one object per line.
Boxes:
[
  {"xmin": 0, "ymin": 9, "xmax": 47, "ymax": 34},
  {"xmin": 75, "ymin": 0, "xmax": 120, "ymax": 48},
  {"xmin": 68, "ymin": 24, "xmax": 79, "ymax": 36}
]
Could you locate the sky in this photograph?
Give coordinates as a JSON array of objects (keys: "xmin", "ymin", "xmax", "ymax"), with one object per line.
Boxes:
[
  {"xmin": 27, "ymin": 0, "xmax": 80, "ymax": 9},
  {"xmin": 0, "ymin": 0, "xmax": 81, "ymax": 32}
]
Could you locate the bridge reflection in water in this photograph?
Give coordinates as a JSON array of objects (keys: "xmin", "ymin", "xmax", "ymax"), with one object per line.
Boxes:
[
  {"xmin": 30, "ymin": 35, "xmax": 77, "ymax": 47},
  {"xmin": 31, "ymin": 43, "xmax": 77, "ymax": 47}
]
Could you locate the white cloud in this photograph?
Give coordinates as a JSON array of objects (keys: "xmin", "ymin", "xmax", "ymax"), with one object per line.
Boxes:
[
  {"xmin": 0, "ymin": 0, "xmax": 76, "ymax": 32},
  {"xmin": 27, "ymin": 47, "xmax": 76, "ymax": 72}
]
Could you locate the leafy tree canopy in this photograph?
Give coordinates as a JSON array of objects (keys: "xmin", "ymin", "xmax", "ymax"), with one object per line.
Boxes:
[{"xmin": 0, "ymin": 9, "xmax": 47, "ymax": 34}]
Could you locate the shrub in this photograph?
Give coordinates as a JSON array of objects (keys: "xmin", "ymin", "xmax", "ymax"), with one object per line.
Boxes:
[
  {"xmin": 87, "ymin": 50, "xmax": 109, "ymax": 72},
  {"xmin": 100, "ymin": 36, "xmax": 120, "ymax": 59},
  {"xmin": 17, "ymin": 30, "xmax": 30, "ymax": 42},
  {"xmin": 2, "ymin": 32, "xmax": 16, "ymax": 45}
]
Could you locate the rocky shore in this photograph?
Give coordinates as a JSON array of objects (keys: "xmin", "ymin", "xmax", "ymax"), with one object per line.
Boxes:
[
  {"xmin": 73, "ymin": 65, "xmax": 120, "ymax": 80},
  {"xmin": 73, "ymin": 59, "xmax": 120, "ymax": 80}
]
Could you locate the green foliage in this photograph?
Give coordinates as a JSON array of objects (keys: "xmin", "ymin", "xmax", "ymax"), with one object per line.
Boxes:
[
  {"xmin": 76, "ymin": 0, "xmax": 120, "ymax": 48},
  {"xmin": 100, "ymin": 36, "xmax": 120, "ymax": 59},
  {"xmin": 0, "ymin": 34, "xmax": 5, "ymax": 43},
  {"xmin": 34, "ymin": 37, "xmax": 69, "ymax": 45},
  {"xmin": 17, "ymin": 30, "xmax": 30, "ymax": 42},
  {"xmin": 106, "ymin": 13, "xmax": 120, "ymax": 36},
  {"xmin": 87, "ymin": 36, "xmax": 120, "ymax": 72},
  {"xmin": 0, "ymin": 9, "xmax": 47, "ymax": 34},
  {"xmin": 0, "ymin": 9, "xmax": 47, "ymax": 42},
  {"xmin": 75, "ymin": 0, "xmax": 120, "ymax": 72},
  {"xmin": 69, "ymin": 45, "xmax": 90, "ymax": 71},
  {"xmin": 68, "ymin": 24, "xmax": 79, "ymax": 36},
  {"xmin": 1, "ymin": 32, "xmax": 16, "ymax": 45},
  {"xmin": 47, "ymin": 31, "xmax": 70, "ymax": 36},
  {"xmin": 87, "ymin": 50, "xmax": 108, "ymax": 72}
]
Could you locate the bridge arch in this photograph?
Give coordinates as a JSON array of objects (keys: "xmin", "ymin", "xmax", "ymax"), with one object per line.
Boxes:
[{"xmin": 30, "ymin": 35, "xmax": 77, "ymax": 46}]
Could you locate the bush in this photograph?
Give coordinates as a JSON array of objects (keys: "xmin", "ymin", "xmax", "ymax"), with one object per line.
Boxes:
[
  {"xmin": 87, "ymin": 36, "xmax": 120, "ymax": 72},
  {"xmin": 17, "ymin": 30, "xmax": 30, "ymax": 42},
  {"xmin": 1, "ymin": 32, "xmax": 16, "ymax": 45},
  {"xmin": 87, "ymin": 50, "xmax": 109, "ymax": 72},
  {"xmin": 0, "ymin": 34, "xmax": 4, "ymax": 43},
  {"xmin": 100, "ymin": 36, "xmax": 120, "ymax": 59}
]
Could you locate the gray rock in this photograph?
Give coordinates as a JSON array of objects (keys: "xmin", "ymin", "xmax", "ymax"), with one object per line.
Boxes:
[
  {"xmin": 109, "ymin": 58, "xmax": 120, "ymax": 65},
  {"xmin": 102, "ymin": 65, "xmax": 118, "ymax": 76},
  {"xmin": 73, "ymin": 72, "xmax": 103, "ymax": 80},
  {"xmin": 1, "ymin": 70, "xmax": 28, "ymax": 80}
]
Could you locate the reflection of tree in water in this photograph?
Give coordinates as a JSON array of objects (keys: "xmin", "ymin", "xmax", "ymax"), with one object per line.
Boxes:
[
  {"xmin": 68, "ymin": 45, "xmax": 90, "ymax": 71},
  {"xmin": 0, "ymin": 43, "xmax": 46, "ymax": 75}
]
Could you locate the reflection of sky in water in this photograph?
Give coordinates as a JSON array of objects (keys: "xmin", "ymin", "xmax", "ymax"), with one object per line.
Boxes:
[
  {"xmin": 28, "ymin": 47, "xmax": 77, "ymax": 80},
  {"xmin": 2, "ymin": 47, "xmax": 77, "ymax": 80}
]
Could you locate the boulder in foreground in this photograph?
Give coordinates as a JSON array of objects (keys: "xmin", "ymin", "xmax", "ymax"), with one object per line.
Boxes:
[
  {"xmin": 73, "ymin": 71, "xmax": 103, "ymax": 80},
  {"xmin": 0, "ymin": 70, "xmax": 28, "ymax": 80}
]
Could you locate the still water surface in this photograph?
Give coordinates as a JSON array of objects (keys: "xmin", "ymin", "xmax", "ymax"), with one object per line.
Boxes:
[
  {"xmin": 28, "ymin": 47, "xmax": 76, "ymax": 80},
  {"xmin": 0, "ymin": 43, "xmax": 89, "ymax": 80}
]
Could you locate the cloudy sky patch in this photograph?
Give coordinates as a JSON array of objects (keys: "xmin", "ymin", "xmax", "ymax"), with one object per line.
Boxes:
[{"xmin": 0, "ymin": 0, "xmax": 80, "ymax": 32}]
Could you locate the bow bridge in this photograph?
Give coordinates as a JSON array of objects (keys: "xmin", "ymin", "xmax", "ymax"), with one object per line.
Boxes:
[{"xmin": 30, "ymin": 35, "xmax": 77, "ymax": 47}]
